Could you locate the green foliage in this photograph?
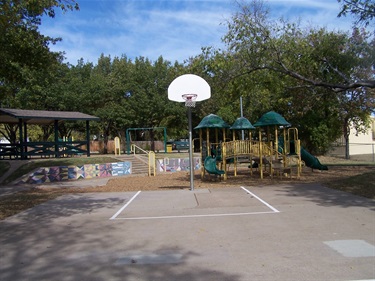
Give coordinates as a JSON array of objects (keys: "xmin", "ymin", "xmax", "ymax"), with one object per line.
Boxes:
[
  {"xmin": 308, "ymin": 124, "xmax": 334, "ymax": 155},
  {"xmin": 201, "ymin": 0, "xmax": 375, "ymax": 154},
  {"xmin": 0, "ymin": 0, "xmax": 79, "ymax": 106},
  {"xmin": 1, "ymin": 0, "xmax": 373, "ymax": 157},
  {"xmin": 337, "ymin": 0, "xmax": 375, "ymax": 27}
]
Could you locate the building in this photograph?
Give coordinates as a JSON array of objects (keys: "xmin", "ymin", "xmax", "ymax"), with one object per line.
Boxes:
[{"xmin": 330, "ymin": 116, "xmax": 375, "ymax": 160}]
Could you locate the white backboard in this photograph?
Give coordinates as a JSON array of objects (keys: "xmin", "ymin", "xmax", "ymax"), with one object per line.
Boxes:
[{"xmin": 168, "ymin": 74, "xmax": 211, "ymax": 102}]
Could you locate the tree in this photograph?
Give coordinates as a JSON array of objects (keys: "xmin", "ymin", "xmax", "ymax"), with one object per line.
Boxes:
[
  {"xmin": 222, "ymin": 0, "xmax": 375, "ymax": 93},
  {"xmin": 206, "ymin": 0, "xmax": 375, "ymax": 153},
  {"xmin": 337, "ymin": 0, "xmax": 375, "ymax": 27},
  {"xmin": 0, "ymin": 0, "xmax": 79, "ymax": 106},
  {"xmin": 126, "ymin": 56, "xmax": 186, "ymax": 150}
]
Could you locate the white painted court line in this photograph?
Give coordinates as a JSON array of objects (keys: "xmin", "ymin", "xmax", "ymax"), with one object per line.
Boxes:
[
  {"xmin": 109, "ymin": 191, "xmax": 141, "ymax": 220},
  {"xmin": 240, "ymin": 186, "xmax": 280, "ymax": 213},
  {"xmin": 110, "ymin": 188, "xmax": 280, "ymax": 220}
]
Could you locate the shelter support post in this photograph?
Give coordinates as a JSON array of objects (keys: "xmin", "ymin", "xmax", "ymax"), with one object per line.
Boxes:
[
  {"xmin": 86, "ymin": 120, "xmax": 91, "ymax": 157},
  {"xmin": 54, "ymin": 120, "xmax": 59, "ymax": 158},
  {"xmin": 18, "ymin": 119, "xmax": 24, "ymax": 159},
  {"xmin": 23, "ymin": 121, "xmax": 28, "ymax": 156}
]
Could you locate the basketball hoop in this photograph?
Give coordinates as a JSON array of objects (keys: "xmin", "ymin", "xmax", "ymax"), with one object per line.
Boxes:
[
  {"xmin": 182, "ymin": 94, "xmax": 198, "ymax": 107},
  {"xmin": 168, "ymin": 74, "xmax": 211, "ymax": 191}
]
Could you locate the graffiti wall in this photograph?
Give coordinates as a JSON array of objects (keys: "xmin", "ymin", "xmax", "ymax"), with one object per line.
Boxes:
[
  {"xmin": 18, "ymin": 161, "xmax": 132, "ymax": 184},
  {"xmin": 17, "ymin": 157, "xmax": 202, "ymax": 184},
  {"xmin": 156, "ymin": 157, "xmax": 201, "ymax": 172}
]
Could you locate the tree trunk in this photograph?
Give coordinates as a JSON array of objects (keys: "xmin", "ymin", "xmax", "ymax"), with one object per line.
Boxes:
[
  {"xmin": 102, "ymin": 122, "xmax": 111, "ymax": 154},
  {"xmin": 2, "ymin": 124, "xmax": 18, "ymax": 143},
  {"xmin": 103, "ymin": 135, "xmax": 108, "ymax": 154},
  {"xmin": 343, "ymin": 120, "xmax": 350, "ymax": 159},
  {"xmin": 42, "ymin": 125, "xmax": 54, "ymax": 141}
]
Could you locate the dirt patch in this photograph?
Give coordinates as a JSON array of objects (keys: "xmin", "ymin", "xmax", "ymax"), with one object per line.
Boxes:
[
  {"xmin": 96, "ymin": 164, "xmax": 375, "ymax": 192},
  {"xmin": 1, "ymin": 163, "xmax": 374, "ymax": 220}
]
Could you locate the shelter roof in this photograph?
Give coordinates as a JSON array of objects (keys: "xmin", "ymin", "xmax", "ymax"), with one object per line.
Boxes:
[
  {"xmin": 194, "ymin": 114, "xmax": 230, "ymax": 129},
  {"xmin": 230, "ymin": 117, "xmax": 255, "ymax": 130},
  {"xmin": 0, "ymin": 108, "xmax": 100, "ymax": 125},
  {"xmin": 253, "ymin": 111, "xmax": 291, "ymax": 127}
]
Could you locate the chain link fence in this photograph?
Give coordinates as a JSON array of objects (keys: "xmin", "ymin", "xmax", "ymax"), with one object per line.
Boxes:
[{"xmin": 328, "ymin": 143, "xmax": 375, "ymax": 162}]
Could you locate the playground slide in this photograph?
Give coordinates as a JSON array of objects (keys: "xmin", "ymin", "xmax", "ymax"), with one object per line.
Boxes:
[
  {"xmin": 300, "ymin": 147, "xmax": 328, "ymax": 170},
  {"xmin": 278, "ymin": 137, "xmax": 328, "ymax": 170}
]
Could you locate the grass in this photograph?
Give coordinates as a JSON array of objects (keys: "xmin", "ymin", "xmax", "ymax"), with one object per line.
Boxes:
[
  {"xmin": 0, "ymin": 188, "xmax": 67, "ymax": 219},
  {"xmin": 325, "ymin": 171, "xmax": 375, "ymax": 199}
]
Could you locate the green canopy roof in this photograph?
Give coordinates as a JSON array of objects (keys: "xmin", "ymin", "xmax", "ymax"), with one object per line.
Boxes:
[
  {"xmin": 253, "ymin": 111, "xmax": 291, "ymax": 127},
  {"xmin": 230, "ymin": 117, "xmax": 255, "ymax": 130},
  {"xmin": 194, "ymin": 114, "xmax": 230, "ymax": 129}
]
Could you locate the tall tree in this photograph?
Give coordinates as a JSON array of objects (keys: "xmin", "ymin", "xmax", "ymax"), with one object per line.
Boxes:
[
  {"xmin": 208, "ymin": 0, "xmax": 375, "ymax": 153},
  {"xmin": 222, "ymin": 0, "xmax": 374, "ymax": 92},
  {"xmin": 127, "ymin": 56, "xmax": 186, "ymax": 150},
  {"xmin": 0, "ymin": 0, "xmax": 79, "ymax": 106}
]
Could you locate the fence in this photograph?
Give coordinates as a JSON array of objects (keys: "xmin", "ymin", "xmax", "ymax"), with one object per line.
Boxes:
[
  {"xmin": 328, "ymin": 143, "xmax": 375, "ymax": 162},
  {"xmin": 90, "ymin": 140, "xmax": 165, "ymax": 154}
]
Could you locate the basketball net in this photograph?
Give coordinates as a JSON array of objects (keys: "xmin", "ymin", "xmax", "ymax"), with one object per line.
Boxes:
[{"xmin": 182, "ymin": 94, "xmax": 197, "ymax": 107}]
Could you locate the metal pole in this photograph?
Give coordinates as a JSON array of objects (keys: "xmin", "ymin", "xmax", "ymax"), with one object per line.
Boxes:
[
  {"xmin": 126, "ymin": 129, "xmax": 130, "ymax": 154},
  {"xmin": 164, "ymin": 127, "xmax": 167, "ymax": 154},
  {"xmin": 188, "ymin": 106, "xmax": 194, "ymax": 191}
]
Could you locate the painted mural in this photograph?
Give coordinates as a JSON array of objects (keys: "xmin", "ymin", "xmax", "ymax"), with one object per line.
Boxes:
[
  {"xmin": 156, "ymin": 157, "xmax": 201, "ymax": 172},
  {"xmin": 18, "ymin": 161, "xmax": 132, "ymax": 184},
  {"xmin": 16, "ymin": 157, "xmax": 200, "ymax": 184}
]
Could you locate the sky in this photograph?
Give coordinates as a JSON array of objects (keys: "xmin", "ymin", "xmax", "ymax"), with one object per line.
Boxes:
[{"xmin": 39, "ymin": 0, "xmax": 355, "ymax": 65}]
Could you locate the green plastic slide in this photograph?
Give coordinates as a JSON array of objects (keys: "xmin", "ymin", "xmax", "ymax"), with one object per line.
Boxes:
[
  {"xmin": 300, "ymin": 147, "xmax": 328, "ymax": 170},
  {"xmin": 204, "ymin": 156, "xmax": 225, "ymax": 175},
  {"xmin": 278, "ymin": 137, "xmax": 328, "ymax": 170}
]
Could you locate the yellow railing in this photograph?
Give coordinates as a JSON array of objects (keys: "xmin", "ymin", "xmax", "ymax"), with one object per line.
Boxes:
[
  {"xmin": 130, "ymin": 144, "xmax": 156, "ymax": 176},
  {"xmin": 220, "ymin": 139, "xmax": 302, "ymax": 179},
  {"xmin": 222, "ymin": 140, "xmax": 259, "ymax": 158}
]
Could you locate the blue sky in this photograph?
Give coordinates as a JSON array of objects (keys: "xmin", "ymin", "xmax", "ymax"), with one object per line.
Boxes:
[{"xmin": 39, "ymin": 0, "xmax": 354, "ymax": 65}]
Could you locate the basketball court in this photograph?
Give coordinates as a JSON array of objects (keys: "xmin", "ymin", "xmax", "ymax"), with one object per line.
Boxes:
[{"xmin": 0, "ymin": 183, "xmax": 374, "ymax": 281}]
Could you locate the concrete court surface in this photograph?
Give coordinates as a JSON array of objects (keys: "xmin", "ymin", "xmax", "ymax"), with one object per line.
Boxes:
[{"xmin": 0, "ymin": 183, "xmax": 374, "ymax": 281}]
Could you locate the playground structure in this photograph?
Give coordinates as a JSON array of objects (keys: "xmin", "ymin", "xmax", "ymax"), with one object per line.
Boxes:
[{"xmin": 196, "ymin": 111, "xmax": 328, "ymax": 180}]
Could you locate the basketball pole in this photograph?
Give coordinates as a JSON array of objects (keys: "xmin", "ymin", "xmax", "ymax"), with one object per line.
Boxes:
[
  {"xmin": 168, "ymin": 73, "xmax": 211, "ymax": 192},
  {"xmin": 188, "ymin": 106, "xmax": 194, "ymax": 191}
]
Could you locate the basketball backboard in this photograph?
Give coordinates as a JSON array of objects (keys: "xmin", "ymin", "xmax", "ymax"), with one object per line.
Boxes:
[{"xmin": 168, "ymin": 74, "xmax": 211, "ymax": 103}]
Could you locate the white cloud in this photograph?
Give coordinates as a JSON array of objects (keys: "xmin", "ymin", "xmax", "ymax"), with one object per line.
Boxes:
[{"xmin": 39, "ymin": 0, "xmax": 355, "ymax": 65}]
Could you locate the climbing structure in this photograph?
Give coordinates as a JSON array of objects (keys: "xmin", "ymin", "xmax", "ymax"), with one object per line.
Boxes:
[
  {"xmin": 194, "ymin": 114, "xmax": 230, "ymax": 180},
  {"xmin": 196, "ymin": 111, "xmax": 309, "ymax": 180},
  {"xmin": 252, "ymin": 111, "xmax": 302, "ymax": 179}
]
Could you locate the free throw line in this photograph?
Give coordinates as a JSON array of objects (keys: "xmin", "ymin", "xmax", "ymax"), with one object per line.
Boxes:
[
  {"xmin": 240, "ymin": 186, "xmax": 280, "ymax": 213},
  {"xmin": 109, "ymin": 190, "xmax": 141, "ymax": 220},
  {"xmin": 110, "ymin": 188, "xmax": 279, "ymax": 220}
]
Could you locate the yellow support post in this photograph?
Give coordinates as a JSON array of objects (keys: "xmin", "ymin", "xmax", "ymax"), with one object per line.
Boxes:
[
  {"xmin": 259, "ymin": 129, "xmax": 263, "ymax": 179},
  {"xmin": 114, "ymin": 136, "xmax": 121, "ymax": 155}
]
